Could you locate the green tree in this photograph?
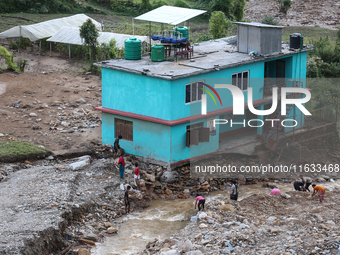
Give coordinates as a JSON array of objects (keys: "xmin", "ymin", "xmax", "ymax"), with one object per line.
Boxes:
[
  {"xmin": 80, "ymin": 19, "xmax": 99, "ymax": 59},
  {"xmin": 209, "ymin": 11, "xmax": 232, "ymax": 39},
  {"xmin": 232, "ymin": 0, "xmax": 246, "ymax": 21},
  {"xmin": 0, "ymin": 46, "xmax": 19, "ymax": 71},
  {"xmin": 209, "ymin": 0, "xmax": 234, "ymax": 19}
]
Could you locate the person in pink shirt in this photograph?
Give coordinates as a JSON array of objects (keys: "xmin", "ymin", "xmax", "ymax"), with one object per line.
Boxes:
[
  {"xmin": 195, "ymin": 194, "xmax": 205, "ymax": 211},
  {"xmin": 270, "ymin": 187, "xmax": 281, "ymax": 195}
]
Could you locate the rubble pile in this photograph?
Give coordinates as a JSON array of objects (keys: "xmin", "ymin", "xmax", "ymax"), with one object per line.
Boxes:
[{"xmin": 142, "ymin": 191, "xmax": 340, "ymax": 255}]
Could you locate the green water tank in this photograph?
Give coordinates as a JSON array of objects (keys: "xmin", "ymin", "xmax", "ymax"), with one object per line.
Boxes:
[
  {"xmin": 173, "ymin": 26, "xmax": 189, "ymax": 38},
  {"xmin": 151, "ymin": 45, "xmax": 165, "ymax": 62},
  {"xmin": 124, "ymin": 38, "xmax": 142, "ymax": 60}
]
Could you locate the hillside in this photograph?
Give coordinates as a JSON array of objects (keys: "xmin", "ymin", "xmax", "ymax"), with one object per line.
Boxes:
[{"xmin": 244, "ymin": 0, "xmax": 340, "ymax": 30}]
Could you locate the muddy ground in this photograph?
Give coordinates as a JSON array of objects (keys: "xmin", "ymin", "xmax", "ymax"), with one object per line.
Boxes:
[{"xmin": 0, "ymin": 52, "xmax": 102, "ymax": 155}]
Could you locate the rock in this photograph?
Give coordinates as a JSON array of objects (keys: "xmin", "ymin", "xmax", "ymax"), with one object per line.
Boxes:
[
  {"xmin": 104, "ymin": 222, "xmax": 111, "ymax": 228},
  {"xmin": 29, "ymin": 113, "xmax": 37, "ymax": 117},
  {"xmin": 190, "ymin": 216, "xmax": 198, "ymax": 222},
  {"xmin": 46, "ymin": 155, "xmax": 54, "ymax": 160},
  {"xmin": 185, "ymin": 251, "xmax": 204, "ymax": 255},
  {"xmin": 83, "ymin": 234, "xmax": 98, "ymax": 241},
  {"xmin": 107, "ymin": 227, "xmax": 118, "ymax": 234},
  {"xmin": 76, "ymin": 98, "xmax": 86, "ymax": 104},
  {"xmin": 160, "ymin": 171, "xmax": 179, "ymax": 184},
  {"xmin": 198, "ymin": 212, "xmax": 207, "ymax": 219},
  {"xmin": 199, "ymin": 223, "xmax": 208, "ymax": 228},
  {"xmin": 267, "ymin": 216, "xmax": 277, "ymax": 222},
  {"xmin": 79, "ymin": 238, "xmax": 96, "ymax": 246},
  {"xmin": 177, "ymin": 193, "xmax": 188, "ymax": 199},
  {"xmin": 281, "ymin": 193, "xmax": 291, "ymax": 199},
  {"xmin": 165, "ymin": 189, "xmax": 173, "ymax": 196},
  {"xmin": 319, "ymin": 175, "xmax": 330, "ymax": 181},
  {"xmin": 160, "ymin": 250, "xmax": 180, "ymax": 255},
  {"xmin": 273, "ymin": 219, "xmax": 281, "ymax": 226},
  {"xmin": 271, "ymin": 228, "xmax": 280, "ymax": 233},
  {"xmin": 320, "ymin": 224, "xmax": 330, "ymax": 231},
  {"xmin": 144, "ymin": 173, "xmax": 156, "ymax": 182},
  {"xmin": 177, "ymin": 240, "xmax": 193, "ymax": 253},
  {"xmin": 206, "ymin": 217, "xmax": 214, "ymax": 224},
  {"xmin": 213, "ymin": 223, "xmax": 220, "ymax": 228},
  {"xmin": 78, "ymin": 249, "xmax": 90, "ymax": 255},
  {"xmin": 69, "ymin": 155, "xmax": 91, "ymax": 170},
  {"xmin": 315, "ymin": 177, "xmax": 326, "ymax": 182},
  {"xmin": 183, "ymin": 189, "xmax": 190, "ymax": 194},
  {"xmin": 219, "ymin": 204, "xmax": 235, "ymax": 212},
  {"xmin": 24, "ymin": 160, "xmax": 33, "ymax": 165}
]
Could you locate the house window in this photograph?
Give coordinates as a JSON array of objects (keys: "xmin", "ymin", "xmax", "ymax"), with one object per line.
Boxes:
[
  {"xmin": 115, "ymin": 118, "xmax": 133, "ymax": 141},
  {"xmin": 186, "ymin": 122, "xmax": 210, "ymax": 146},
  {"xmin": 232, "ymin": 71, "xmax": 249, "ymax": 91},
  {"xmin": 185, "ymin": 81, "xmax": 204, "ymax": 104}
]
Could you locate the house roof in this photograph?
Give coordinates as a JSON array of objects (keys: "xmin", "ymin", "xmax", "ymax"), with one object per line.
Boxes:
[
  {"xmin": 47, "ymin": 27, "xmax": 149, "ymax": 49},
  {"xmin": 233, "ymin": 22, "xmax": 284, "ymax": 29},
  {"xmin": 134, "ymin": 6, "xmax": 206, "ymax": 25},
  {"xmin": 95, "ymin": 36, "xmax": 315, "ymax": 80},
  {"xmin": 0, "ymin": 14, "xmax": 102, "ymax": 42}
]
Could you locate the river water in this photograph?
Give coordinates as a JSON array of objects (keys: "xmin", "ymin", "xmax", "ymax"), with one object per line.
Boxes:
[{"xmin": 91, "ymin": 182, "xmax": 340, "ymax": 255}]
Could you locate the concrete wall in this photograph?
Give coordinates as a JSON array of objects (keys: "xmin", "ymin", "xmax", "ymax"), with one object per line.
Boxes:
[{"xmin": 102, "ymin": 112, "xmax": 171, "ymax": 163}]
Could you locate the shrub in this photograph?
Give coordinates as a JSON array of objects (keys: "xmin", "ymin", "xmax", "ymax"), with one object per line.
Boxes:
[
  {"xmin": 152, "ymin": 0, "xmax": 167, "ymax": 8},
  {"xmin": 196, "ymin": 34, "xmax": 213, "ymax": 42},
  {"xmin": 261, "ymin": 15, "xmax": 280, "ymax": 25},
  {"xmin": 0, "ymin": 46, "xmax": 19, "ymax": 71},
  {"xmin": 209, "ymin": 11, "xmax": 233, "ymax": 39},
  {"xmin": 277, "ymin": 0, "xmax": 291, "ymax": 14},
  {"xmin": 233, "ymin": 0, "xmax": 246, "ymax": 21},
  {"xmin": 16, "ymin": 59, "xmax": 28, "ymax": 72}
]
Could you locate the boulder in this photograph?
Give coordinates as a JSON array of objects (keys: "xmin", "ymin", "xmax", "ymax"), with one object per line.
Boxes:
[
  {"xmin": 198, "ymin": 212, "xmax": 207, "ymax": 219},
  {"xmin": 199, "ymin": 223, "xmax": 208, "ymax": 228},
  {"xmin": 165, "ymin": 189, "xmax": 173, "ymax": 196},
  {"xmin": 267, "ymin": 216, "xmax": 277, "ymax": 222},
  {"xmin": 219, "ymin": 204, "xmax": 235, "ymax": 212},
  {"xmin": 78, "ymin": 249, "xmax": 90, "ymax": 255},
  {"xmin": 144, "ymin": 173, "xmax": 156, "ymax": 182},
  {"xmin": 104, "ymin": 222, "xmax": 111, "ymax": 228},
  {"xmin": 107, "ymin": 227, "xmax": 118, "ymax": 234},
  {"xmin": 160, "ymin": 171, "xmax": 179, "ymax": 184},
  {"xmin": 160, "ymin": 250, "xmax": 180, "ymax": 255},
  {"xmin": 69, "ymin": 155, "xmax": 91, "ymax": 171},
  {"xmin": 177, "ymin": 240, "xmax": 193, "ymax": 253}
]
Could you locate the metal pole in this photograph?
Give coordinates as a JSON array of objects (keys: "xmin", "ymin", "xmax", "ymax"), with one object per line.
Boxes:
[
  {"xmin": 39, "ymin": 40, "xmax": 41, "ymax": 54},
  {"xmin": 132, "ymin": 18, "xmax": 134, "ymax": 36},
  {"xmin": 19, "ymin": 26, "xmax": 21, "ymax": 52},
  {"xmin": 149, "ymin": 21, "xmax": 151, "ymax": 52},
  {"xmin": 50, "ymin": 42, "xmax": 52, "ymax": 57},
  {"xmin": 68, "ymin": 44, "xmax": 71, "ymax": 59}
]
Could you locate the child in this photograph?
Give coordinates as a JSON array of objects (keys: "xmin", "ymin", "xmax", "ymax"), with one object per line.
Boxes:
[
  {"xmin": 134, "ymin": 162, "xmax": 141, "ymax": 190},
  {"xmin": 118, "ymin": 153, "xmax": 125, "ymax": 179},
  {"xmin": 312, "ymin": 184, "xmax": 325, "ymax": 203},
  {"xmin": 125, "ymin": 185, "xmax": 131, "ymax": 214},
  {"xmin": 230, "ymin": 180, "xmax": 238, "ymax": 201},
  {"xmin": 195, "ymin": 194, "xmax": 205, "ymax": 211}
]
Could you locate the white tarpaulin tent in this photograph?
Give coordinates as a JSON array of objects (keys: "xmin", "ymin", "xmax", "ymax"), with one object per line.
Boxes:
[
  {"xmin": 47, "ymin": 27, "xmax": 148, "ymax": 49},
  {"xmin": 0, "ymin": 14, "xmax": 102, "ymax": 42},
  {"xmin": 134, "ymin": 6, "xmax": 206, "ymax": 25}
]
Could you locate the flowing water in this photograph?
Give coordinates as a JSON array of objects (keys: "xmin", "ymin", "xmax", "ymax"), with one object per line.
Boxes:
[{"xmin": 91, "ymin": 182, "xmax": 340, "ymax": 255}]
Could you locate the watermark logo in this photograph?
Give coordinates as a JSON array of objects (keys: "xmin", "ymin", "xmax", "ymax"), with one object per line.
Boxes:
[
  {"xmin": 200, "ymin": 83, "xmax": 222, "ymax": 114},
  {"xmin": 201, "ymin": 84, "xmax": 311, "ymax": 116}
]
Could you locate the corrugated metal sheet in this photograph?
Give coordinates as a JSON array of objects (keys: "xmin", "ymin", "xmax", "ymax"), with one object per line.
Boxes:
[
  {"xmin": 134, "ymin": 6, "xmax": 206, "ymax": 25},
  {"xmin": 236, "ymin": 23, "xmax": 283, "ymax": 55},
  {"xmin": 46, "ymin": 27, "xmax": 149, "ymax": 49},
  {"xmin": 0, "ymin": 14, "xmax": 102, "ymax": 42}
]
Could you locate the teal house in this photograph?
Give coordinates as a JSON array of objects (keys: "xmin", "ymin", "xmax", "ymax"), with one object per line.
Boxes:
[{"xmin": 95, "ymin": 23, "xmax": 313, "ymax": 167}]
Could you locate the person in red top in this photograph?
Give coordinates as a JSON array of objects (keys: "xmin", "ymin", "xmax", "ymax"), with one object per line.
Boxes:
[
  {"xmin": 134, "ymin": 162, "xmax": 141, "ymax": 190},
  {"xmin": 118, "ymin": 153, "xmax": 125, "ymax": 179},
  {"xmin": 195, "ymin": 194, "xmax": 205, "ymax": 211}
]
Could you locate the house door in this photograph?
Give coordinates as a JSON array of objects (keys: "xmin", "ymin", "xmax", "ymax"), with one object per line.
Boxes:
[{"xmin": 276, "ymin": 60, "xmax": 285, "ymax": 84}]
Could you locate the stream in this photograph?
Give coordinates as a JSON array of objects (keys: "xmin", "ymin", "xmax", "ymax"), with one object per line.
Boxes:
[{"xmin": 91, "ymin": 182, "xmax": 340, "ymax": 255}]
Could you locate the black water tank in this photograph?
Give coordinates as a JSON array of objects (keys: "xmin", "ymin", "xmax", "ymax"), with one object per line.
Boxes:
[{"xmin": 290, "ymin": 33, "xmax": 303, "ymax": 49}]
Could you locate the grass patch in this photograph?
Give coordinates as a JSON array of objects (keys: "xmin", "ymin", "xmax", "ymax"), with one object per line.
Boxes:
[
  {"xmin": 0, "ymin": 138, "xmax": 51, "ymax": 162},
  {"xmin": 282, "ymin": 26, "xmax": 338, "ymax": 44}
]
